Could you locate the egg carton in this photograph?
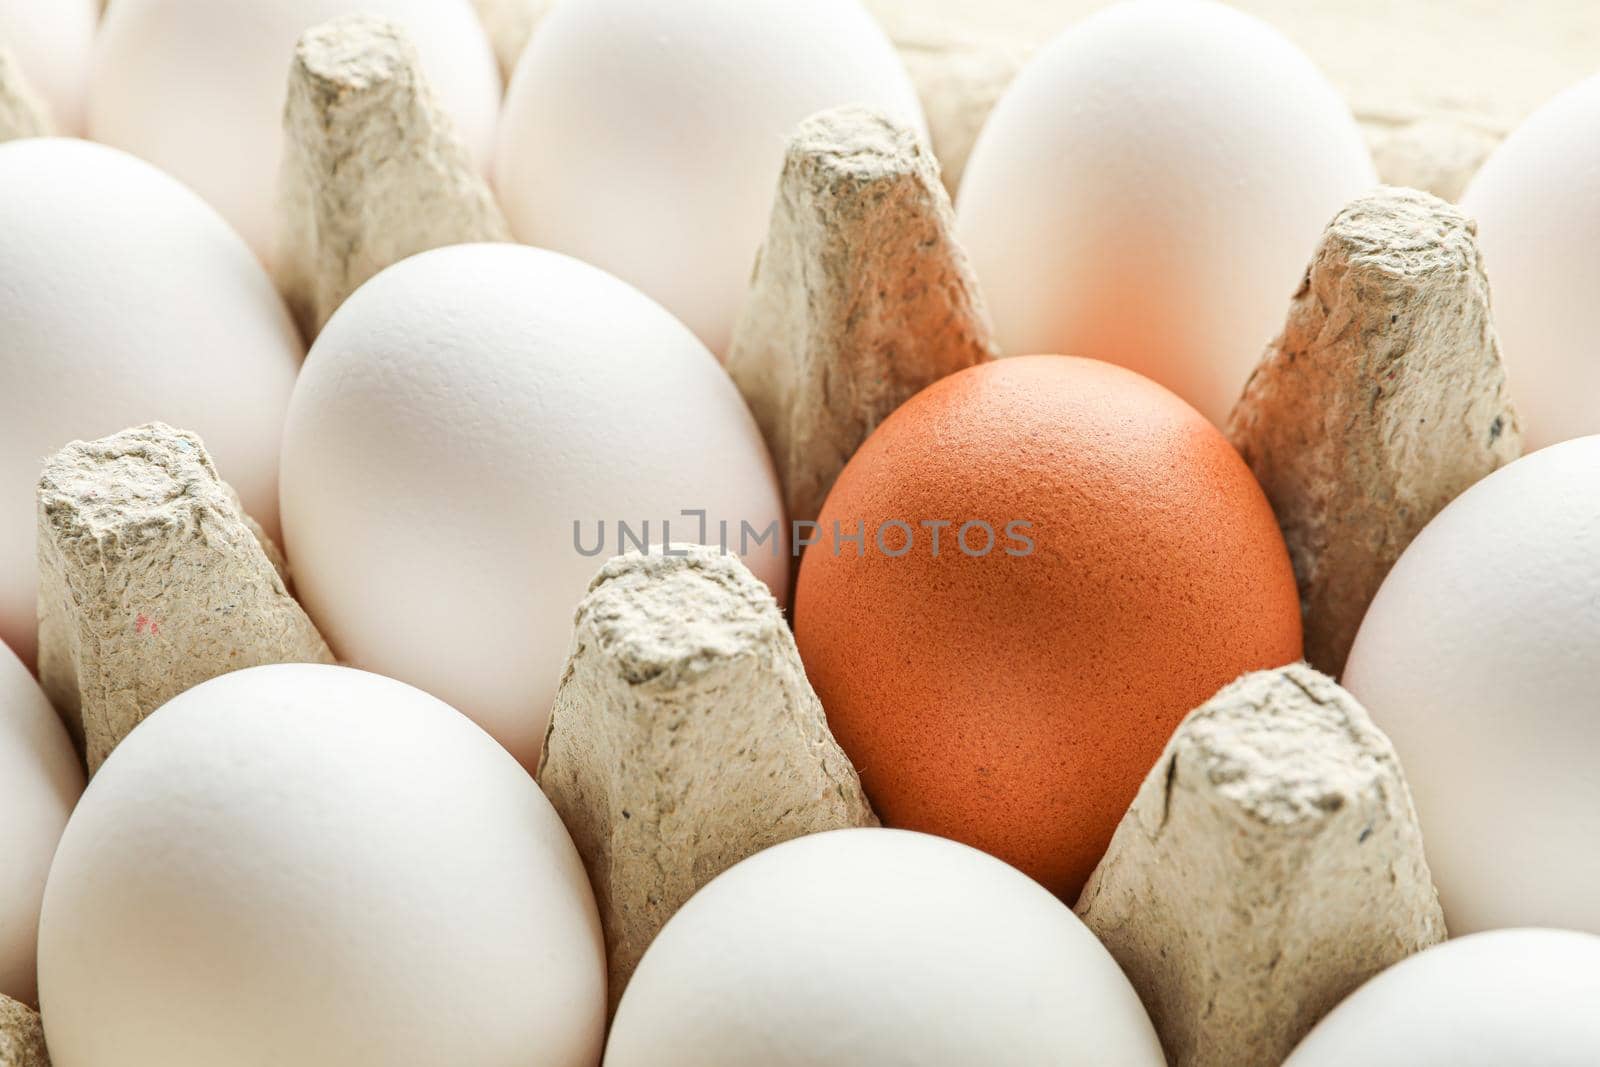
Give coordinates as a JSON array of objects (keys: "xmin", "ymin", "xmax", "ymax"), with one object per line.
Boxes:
[{"xmin": 0, "ymin": 6, "xmax": 1562, "ymax": 1067}]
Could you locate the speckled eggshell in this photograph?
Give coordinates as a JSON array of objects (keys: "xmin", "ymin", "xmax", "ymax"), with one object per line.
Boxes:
[
  {"xmin": 89, "ymin": 0, "xmax": 500, "ymax": 261},
  {"xmin": 606, "ymin": 829, "xmax": 1165, "ymax": 1066},
  {"xmin": 494, "ymin": 0, "xmax": 925, "ymax": 357},
  {"xmin": 1343, "ymin": 436, "xmax": 1600, "ymax": 935},
  {"xmin": 955, "ymin": 0, "xmax": 1376, "ymax": 425},
  {"xmin": 38, "ymin": 664, "xmax": 606, "ymax": 1067},
  {"xmin": 0, "ymin": 0, "xmax": 97, "ymax": 132},
  {"xmin": 0, "ymin": 641, "xmax": 83, "ymax": 1007},
  {"xmin": 794, "ymin": 356, "xmax": 1302, "ymax": 899},
  {"xmin": 1285, "ymin": 929, "xmax": 1600, "ymax": 1066},
  {"xmin": 1462, "ymin": 73, "xmax": 1600, "ymax": 449},
  {"xmin": 279, "ymin": 244, "xmax": 788, "ymax": 770},
  {"xmin": 0, "ymin": 138, "xmax": 303, "ymax": 669}
]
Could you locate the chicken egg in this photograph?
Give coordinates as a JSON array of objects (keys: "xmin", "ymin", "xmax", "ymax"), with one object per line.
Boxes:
[
  {"xmin": 0, "ymin": 138, "xmax": 302, "ymax": 668},
  {"xmin": 1461, "ymin": 72, "xmax": 1600, "ymax": 449},
  {"xmin": 1344, "ymin": 435, "xmax": 1600, "ymax": 935},
  {"xmin": 606, "ymin": 829, "xmax": 1164, "ymax": 1066},
  {"xmin": 794, "ymin": 355, "xmax": 1302, "ymax": 899},
  {"xmin": 1285, "ymin": 929, "xmax": 1600, "ymax": 1066},
  {"xmin": 956, "ymin": 0, "xmax": 1376, "ymax": 424},
  {"xmin": 0, "ymin": 641, "xmax": 83, "ymax": 1007},
  {"xmin": 279, "ymin": 244, "xmax": 787, "ymax": 769},
  {"xmin": 494, "ymin": 0, "xmax": 925, "ymax": 357},
  {"xmin": 38, "ymin": 664, "xmax": 606, "ymax": 1067}
]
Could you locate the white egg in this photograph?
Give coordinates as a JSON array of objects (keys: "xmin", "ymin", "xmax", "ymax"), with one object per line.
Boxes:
[
  {"xmin": 0, "ymin": 641, "xmax": 82, "ymax": 1007},
  {"xmin": 1462, "ymin": 73, "xmax": 1600, "ymax": 450},
  {"xmin": 1285, "ymin": 929, "xmax": 1600, "ymax": 1065},
  {"xmin": 0, "ymin": 139, "xmax": 303, "ymax": 668},
  {"xmin": 955, "ymin": 0, "xmax": 1375, "ymax": 425},
  {"xmin": 279, "ymin": 244, "xmax": 788, "ymax": 768},
  {"xmin": 89, "ymin": 0, "xmax": 500, "ymax": 261},
  {"xmin": 38, "ymin": 664, "xmax": 606, "ymax": 1067},
  {"xmin": 606, "ymin": 829, "xmax": 1165, "ymax": 1066},
  {"xmin": 494, "ymin": 0, "xmax": 925, "ymax": 357},
  {"xmin": 0, "ymin": 0, "xmax": 97, "ymax": 132},
  {"xmin": 1344, "ymin": 436, "xmax": 1600, "ymax": 935}
]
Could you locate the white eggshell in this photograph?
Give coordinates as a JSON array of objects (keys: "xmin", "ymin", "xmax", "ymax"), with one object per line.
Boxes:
[
  {"xmin": 1344, "ymin": 436, "xmax": 1600, "ymax": 934},
  {"xmin": 0, "ymin": 0, "xmax": 97, "ymax": 132},
  {"xmin": 1462, "ymin": 73, "xmax": 1600, "ymax": 450},
  {"xmin": 38, "ymin": 663, "xmax": 606, "ymax": 1067},
  {"xmin": 606, "ymin": 829, "xmax": 1165, "ymax": 1066},
  {"xmin": 279, "ymin": 244, "xmax": 788, "ymax": 768},
  {"xmin": 0, "ymin": 138, "xmax": 303, "ymax": 668},
  {"xmin": 89, "ymin": 0, "xmax": 500, "ymax": 261},
  {"xmin": 955, "ymin": 0, "xmax": 1376, "ymax": 425},
  {"xmin": 494, "ymin": 0, "xmax": 925, "ymax": 357},
  {"xmin": 1285, "ymin": 929, "xmax": 1600, "ymax": 1066},
  {"xmin": 0, "ymin": 641, "xmax": 83, "ymax": 1007}
]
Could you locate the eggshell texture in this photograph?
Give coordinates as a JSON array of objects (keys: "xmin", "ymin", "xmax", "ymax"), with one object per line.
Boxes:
[
  {"xmin": 0, "ymin": 641, "xmax": 83, "ymax": 1007},
  {"xmin": 1343, "ymin": 436, "xmax": 1600, "ymax": 935},
  {"xmin": 607, "ymin": 829, "xmax": 1164, "ymax": 1066},
  {"xmin": 0, "ymin": 138, "xmax": 303, "ymax": 668},
  {"xmin": 494, "ymin": 0, "xmax": 925, "ymax": 357},
  {"xmin": 793, "ymin": 355, "xmax": 1302, "ymax": 899},
  {"xmin": 1461, "ymin": 74, "xmax": 1600, "ymax": 449},
  {"xmin": 280, "ymin": 244, "xmax": 788, "ymax": 769},
  {"xmin": 955, "ymin": 0, "xmax": 1376, "ymax": 425},
  {"xmin": 89, "ymin": 0, "xmax": 500, "ymax": 261},
  {"xmin": 37, "ymin": 664, "xmax": 606, "ymax": 1067},
  {"xmin": 1284, "ymin": 929, "xmax": 1600, "ymax": 1066},
  {"xmin": 0, "ymin": 0, "xmax": 97, "ymax": 132}
]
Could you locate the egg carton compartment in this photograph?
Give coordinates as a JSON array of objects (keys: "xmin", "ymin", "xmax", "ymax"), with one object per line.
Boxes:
[{"xmin": 3, "ymin": 2, "xmax": 1599, "ymax": 1066}]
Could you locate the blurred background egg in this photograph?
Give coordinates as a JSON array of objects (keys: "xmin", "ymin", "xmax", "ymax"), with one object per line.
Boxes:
[
  {"xmin": 955, "ymin": 0, "xmax": 1376, "ymax": 425},
  {"xmin": 279, "ymin": 244, "xmax": 787, "ymax": 770},
  {"xmin": 1343, "ymin": 435, "xmax": 1600, "ymax": 935},
  {"xmin": 38, "ymin": 664, "xmax": 606, "ymax": 1067},
  {"xmin": 494, "ymin": 0, "xmax": 925, "ymax": 357},
  {"xmin": 0, "ymin": 0, "xmax": 97, "ymax": 132},
  {"xmin": 0, "ymin": 641, "xmax": 82, "ymax": 1007},
  {"xmin": 606, "ymin": 829, "xmax": 1164, "ymax": 1066},
  {"xmin": 0, "ymin": 138, "xmax": 303, "ymax": 669},
  {"xmin": 1461, "ymin": 73, "xmax": 1600, "ymax": 450},
  {"xmin": 90, "ymin": 0, "xmax": 500, "ymax": 262},
  {"xmin": 793, "ymin": 356, "xmax": 1302, "ymax": 899},
  {"xmin": 1284, "ymin": 929, "xmax": 1600, "ymax": 1066}
]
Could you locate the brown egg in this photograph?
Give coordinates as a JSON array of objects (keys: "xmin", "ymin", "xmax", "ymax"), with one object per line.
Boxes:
[{"xmin": 793, "ymin": 355, "xmax": 1302, "ymax": 899}]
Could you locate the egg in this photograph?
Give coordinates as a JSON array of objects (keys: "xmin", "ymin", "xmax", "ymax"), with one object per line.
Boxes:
[
  {"xmin": 793, "ymin": 355, "xmax": 1302, "ymax": 899},
  {"xmin": 280, "ymin": 244, "xmax": 787, "ymax": 768},
  {"xmin": 1284, "ymin": 929, "xmax": 1600, "ymax": 1065},
  {"xmin": 37, "ymin": 663, "xmax": 606, "ymax": 1066},
  {"xmin": 0, "ymin": 138, "xmax": 303, "ymax": 668},
  {"xmin": 90, "ymin": 0, "xmax": 500, "ymax": 261},
  {"xmin": 1343, "ymin": 436, "xmax": 1600, "ymax": 935},
  {"xmin": 607, "ymin": 828, "xmax": 1164, "ymax": 1066},
  {"xmin": 0, "ymin": 641, "xmax": 82, "ymax": 1007},
  {"xmin": 1461, "ymin": 73, "xmax": 1600, "ymax": 449},
  {"xmin": 494, "ymin": 0, "xmax": 925, "ymax": 357},
  {"xmin": 955, "ymin": 0, "xmax": 1375, "ymax": 425},
  {"xmin": 0, "ymin": 0, "xmax": 97, "ymax": 132}
]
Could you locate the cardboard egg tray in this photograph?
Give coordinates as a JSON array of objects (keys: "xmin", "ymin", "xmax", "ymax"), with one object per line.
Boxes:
[{"xmin": 1, "ymin": 3, "xmax": 1592, "ymax": 1065}]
